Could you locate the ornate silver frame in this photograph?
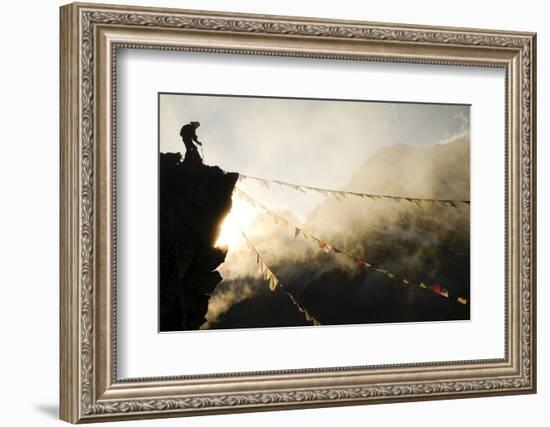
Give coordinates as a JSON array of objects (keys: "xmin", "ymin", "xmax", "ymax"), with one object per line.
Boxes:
[{"xmin": 60, "ymin": 2, "xmax": 537, "ymax": 423}]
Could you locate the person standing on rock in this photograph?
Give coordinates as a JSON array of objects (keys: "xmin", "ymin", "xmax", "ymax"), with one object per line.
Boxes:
[{"xmin": 180, "ymin": 121, "xmax": 203, "ymax": 163}]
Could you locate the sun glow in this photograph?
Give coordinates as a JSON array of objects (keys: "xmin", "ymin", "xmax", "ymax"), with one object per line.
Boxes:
[{"xmin": 215, "ymin": 196, "xmax": 257, "ymax": 248}]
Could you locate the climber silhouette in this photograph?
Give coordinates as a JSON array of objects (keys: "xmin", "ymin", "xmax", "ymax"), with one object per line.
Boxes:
[{"xmin": 180, "ymin": 121, "xmax": 203, "ymax": 164}]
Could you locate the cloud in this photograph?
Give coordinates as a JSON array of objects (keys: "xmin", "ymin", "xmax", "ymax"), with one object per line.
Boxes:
[{"xmin": 201, "ymin": 279, "xmax": 256, "ymax": 329}]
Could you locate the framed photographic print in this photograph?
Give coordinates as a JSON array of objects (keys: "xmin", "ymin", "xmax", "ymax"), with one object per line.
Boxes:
[{"xmin": 60, "ymin": 2, "xmax": 537, "ymax": 423}]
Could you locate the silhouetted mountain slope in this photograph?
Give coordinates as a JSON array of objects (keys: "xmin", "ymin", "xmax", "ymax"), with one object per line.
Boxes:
[
  {"xmin": 346, "ymin": 136, "xmax": 469, "ymax": 199},
  {"xmin": 159, "ymin": 153, "xmax": 238, "ymax": 331}
]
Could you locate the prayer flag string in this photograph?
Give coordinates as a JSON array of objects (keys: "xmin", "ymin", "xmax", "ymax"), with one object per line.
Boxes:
[
  {"xmin": 237, "ymin": 174, "xmax": 470, "ymax": 207},
  {"xmin": 240, "ymin": 229, "xmax": 321, "ymax": 326},
  {"xmin": 235, "ymin": 187, "xmax": 469, "ymax": 306}
]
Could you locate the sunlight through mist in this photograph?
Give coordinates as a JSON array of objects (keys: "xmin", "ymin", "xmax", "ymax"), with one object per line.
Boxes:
[{"xmin": 215, "ymin": 195, "xmax": 257, "ymax": 248}]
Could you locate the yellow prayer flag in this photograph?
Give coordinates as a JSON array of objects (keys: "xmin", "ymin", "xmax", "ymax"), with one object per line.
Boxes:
[{"xmin": 269, "ymin": 276, "xmax": 279, "ymax": 291}]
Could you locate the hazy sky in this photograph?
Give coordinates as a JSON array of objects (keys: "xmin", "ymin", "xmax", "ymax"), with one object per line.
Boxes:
[{"xmin": 159, "ymin": 93, "xmax": 469, "ymax": 220}]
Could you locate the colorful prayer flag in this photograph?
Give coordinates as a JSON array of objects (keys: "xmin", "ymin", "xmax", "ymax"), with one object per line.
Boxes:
[
  {"xmin": 318, "ymin": 240, "xmax": 332, "ymax": 253},
  {"xmin": 269, "ymin": 276, "xmax": 279, "ymax": 291}
]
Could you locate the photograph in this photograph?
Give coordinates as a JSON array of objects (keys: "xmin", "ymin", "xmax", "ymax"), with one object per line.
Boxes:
[
  {"xmin": 57, "ymin": 3, "xmax": 536, "ymax": 422},
  {"xmin": 158, "ymin": 93, "xmax": 471, "ymax": 332}
]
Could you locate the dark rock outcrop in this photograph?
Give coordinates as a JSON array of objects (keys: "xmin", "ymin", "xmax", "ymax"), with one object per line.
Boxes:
[{"xmin": 159, "ymin": 153, "xmax": 238, "ymax": 331}]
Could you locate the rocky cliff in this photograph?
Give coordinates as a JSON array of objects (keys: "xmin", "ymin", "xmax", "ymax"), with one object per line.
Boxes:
[{"xmin": 159, "ymin": 153, "xmax": 238, "ymax": 331}]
